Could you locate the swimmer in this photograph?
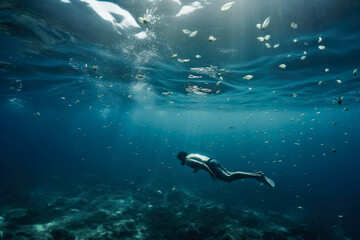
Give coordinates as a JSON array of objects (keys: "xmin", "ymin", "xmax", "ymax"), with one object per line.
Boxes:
[{"xmin": 177, "ymin": 151, "xmax": 275, "ymax": 187}]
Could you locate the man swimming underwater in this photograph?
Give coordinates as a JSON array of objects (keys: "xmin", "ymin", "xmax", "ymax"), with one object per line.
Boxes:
[{"xmin": 177, "ymin": 151, "xmax": 275, "ymax": 187}]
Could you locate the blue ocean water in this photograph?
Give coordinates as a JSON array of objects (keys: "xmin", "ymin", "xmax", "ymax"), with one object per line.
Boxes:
[{"xmin": 0, "ymin": 0, "xmax": 360, "ymax": 239}]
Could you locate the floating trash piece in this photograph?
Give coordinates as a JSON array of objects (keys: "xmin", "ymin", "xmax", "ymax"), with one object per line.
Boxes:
[
  {"xmin": 262, "ymin": 17, "xmax": 271, "ymax": 29},
  {"xmin": 273, "ymin": 43, "xmax": 280, "ymax": 48},
  {"xmin": 209, "ymin": 35, "xmax": 217, "ymax": 42},
  {"xmin": 178, "ymin": 58, "xmax": 190, "ymax": 63},
  {"xmin": 265, "ymin": 43, "xmax": 271, "ymax": 48},
  {"xmin": 195, "ymin": 55, "xmax": 201, "ymax": 59},
  {"xmin": 220, "ymin": 2, "xmax": 235, "ymax": 11},
  {"xmin": 138, "ymin": 17, "xmax": 148, "ymax": 23},
  {"xmin": 279, "ymin": 64, "xmax": 286, "ymax": 69},
  {"xmin": 162, "ymin": 92, "xmax": 173, "ymax": 95},
  {"xmin": 336, "ymin": 79, "xmax": 342, "ymax": 84},
  {"xmin": 137, "ymin": 74, "xmax": 144, "ymax": 78},
  {"xmin": 256, "ymin": 23, "xmax": 262, "ymax": 29},
  {"xmin": 182, "ymin": 29, "xmax": 191, "ymax": 34},
  {"xmin": 242, "ymin": 75, "xmax": 254, "ymax": 80},
  {"xmin": 293, "ymin": 38, "xmax": 298, "ymax": 43},
  {"xmin": 353, "ymin": 68, "xmax": 357, "ymax": 75},
  {"xmin": 264, "ymin": 35, "xmax": 271, "ymax": 40},
  {"xmin": 216, "ymin": 81, "xmax": 221, "ymax": 86},
  {"xmin": 318, "ymin": 45, "xmax": 325, "ymax": 50},
  {"xmin": 301, "ymin": 56, "xmax": 306, "ymax": 60},
  {"xmin": 318, "ymin": 37, "xmax": 323, "ymax": 43},
  {"xmin": 257, "ymin": 37, "xmax": 265, "ymax": 42},
  {"xmin": 189, "ymin": 30, "xmax": 199, "ymax": 37},
  {"xmin": 290, "ymin": 22, "xmax": 298, "ymax": 29}
]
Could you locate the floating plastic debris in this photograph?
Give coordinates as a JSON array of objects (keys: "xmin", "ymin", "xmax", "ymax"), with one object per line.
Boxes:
[
  {"xmin": 290, "ymin": 22, "xmax": 298, "ymax": 29},
  {"xmin": 195, "ymin": 55, "xmax": 201, "ymax": 59},
  {"xmin": 318, "ymin": 37, "xmax": 323, "ymax": 43},
  {"xmin": 138, "ymin": 17, "xmax": 148, "ymax": 23},
  {"xmin": 189, "ymin": 30, "xmax": 199, "ymax": 37},
  {"xmin": 209, "ymin": 36, "xmax": 217, "ymax": 42},
  {"xmin": 220, "ymin": 2, "xmax": 235, "ymax": 11},
  {"xmin": 262, "ymin": 17, "xmax": 271, "ymax": 29},
  {"xmin": 178, "ymin": 58, "xmax": 190, "ymax": 63},
  {"xmin": 242, "ymin": 75, "xmax": 254, "ymax": 80},
  {"xmin": 182, "ymin": 29, "xmax": 191, "ymax": 34},
  {"xmin": 318, "ymin": 45, "xmax": 325, "ymax": 50},
  {"xmin": 279, "ymin": 64, "xmax": 286, "ymax": 69},
  {"xmin": 273, "ymin": 44, "xmax": 280, "ymax": 48}
]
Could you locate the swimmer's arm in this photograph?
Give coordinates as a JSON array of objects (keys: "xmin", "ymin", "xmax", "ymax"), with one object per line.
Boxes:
[{"xmin": 186, "ymin": 159, "xmax": 216, "ymax": 178}]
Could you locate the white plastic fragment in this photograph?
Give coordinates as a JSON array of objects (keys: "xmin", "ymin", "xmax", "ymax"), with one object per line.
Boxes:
[
  {"xmin": 189, "ymin": 30, "xmax": 199, "ymax": 37},
  {"xmin": 209, "ymin": 36, "xmax": 216, "ymax": 42},
  {"xmin": 220, "ymin": 2, "xmax": 235, "ymax": 11},
  {"xmin": 182, "ymin": 29, "xmax": 191, "ymax": 34},
  {"xmin": 262, "ymin": 17, "xmax": 271, "ymax": 29},
  {"xmin": 242, "ymin": 75, "xmax": 254, "ymax": 80},
  {"xmin": 290, "ymin": 22, "xmax": 298, "ymax": 29}
]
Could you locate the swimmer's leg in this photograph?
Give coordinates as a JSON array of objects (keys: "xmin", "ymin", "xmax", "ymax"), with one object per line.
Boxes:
[{"xmin": 228, "ymin": 171, "xmax": 275, "ymax": 187}]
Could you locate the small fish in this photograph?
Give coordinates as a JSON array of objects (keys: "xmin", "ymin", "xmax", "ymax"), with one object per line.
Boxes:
[
  {"xmin": 318, "ymin": 45, "xmax": 325, "ymax": 50},
  {"xmin": 178, "ymin": 59, "xmax": 190, "ymax": 63},
  {"xmin": 264, "ymin": 35, "xmax": 271, "ymax": 40},
  {"xmin": 242, "ymin": 75, "xmax": 254, "ymax": 80},
  {"xmin": 353, "ymin": 68, "xmax": 357, "ymax": 75},
  {"xmin": 279, "ymin": 64, "xmax": 286, "ymax": 69},
  {"xmin": 256, "ymin": 23, "xmax": 262, "ymax": 29},
  {"xmin": 265, "ymin": 43, "xmax": 271, "ymax": 48},
  {"xmin": 171, "ymin": 54, "xmax": 177, "ymax": 58},
  {"xmin": 195, "ymin": 55, "xmax": 201, "ymax": 59},
  {"xmin": 257, "ymin": 37, "xmax": 265, "ymax": 42},
  {"xmin": 189, "ymin": 30, "xmax": 199, "ymax": 37},
  {"xmin": 301, "ymin": 56, "xmax": 306, "ymax": 60},
  {"xmin": 336, "ymin": 79, "xmax": 342, "ymax": 84},
  {"xmin": 262, "ymin": 17, "xmax": 271, "ymax": 29},
  {"xmin": 290, "ymin": 22, "xmax": 298, "ymax": 29},
  {"xmin": 220, "ymin": 2, "xmax": 235, "ymax": 11},
  {"xmin": 273, "ymin": 44, "xmax": 280, "ymax": 48},
  {"xmin": 318, "ymin": 37, "xmax": 323, "ymax": 43}
]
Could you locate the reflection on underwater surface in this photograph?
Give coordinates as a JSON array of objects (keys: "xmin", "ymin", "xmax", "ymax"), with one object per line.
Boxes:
[{"xmin": 0, "ymin": 0, "xmax": 360, "ymax": 239}]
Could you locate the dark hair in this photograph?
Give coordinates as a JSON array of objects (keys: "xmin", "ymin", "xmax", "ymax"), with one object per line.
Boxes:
[{"xmin": 177, "ymin": 151, "xmax": 188, "ymax": 165}]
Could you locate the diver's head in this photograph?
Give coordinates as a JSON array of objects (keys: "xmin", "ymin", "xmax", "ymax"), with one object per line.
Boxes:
[{"xmin": 177, "ymin": 151, "xmax": 188, "ymax": 165}]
